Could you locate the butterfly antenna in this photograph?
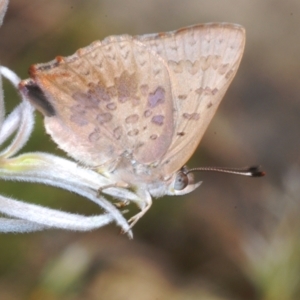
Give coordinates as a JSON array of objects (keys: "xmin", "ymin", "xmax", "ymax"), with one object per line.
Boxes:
[{"xmin": 186, "ymin": 166, "xmax": 265, "ymax": 177}]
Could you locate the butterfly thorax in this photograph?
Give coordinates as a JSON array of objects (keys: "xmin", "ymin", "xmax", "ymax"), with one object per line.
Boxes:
[
  {"xmin": 103, "ymin": 154, "xmax": 170, "ymax": 185},
  {"xmin": 100, "ymin": 155, "xmax": 201, "ymax": 199}
]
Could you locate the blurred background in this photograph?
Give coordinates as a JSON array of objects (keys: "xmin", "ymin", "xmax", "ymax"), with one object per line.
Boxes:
[{"xmin": 0, "ymin": 0, "xmax": 299, "ymax": 299}]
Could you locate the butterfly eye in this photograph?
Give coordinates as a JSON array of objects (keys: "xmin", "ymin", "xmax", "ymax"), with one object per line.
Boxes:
[{"xmin": 174, "ymin": 171, "xmax": 189, "ymax": 190}]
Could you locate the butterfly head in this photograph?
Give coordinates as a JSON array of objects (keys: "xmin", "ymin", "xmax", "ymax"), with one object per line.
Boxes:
[{"xmin": 165, "ymin": 166, "xmax": 202, "ymax": 196}]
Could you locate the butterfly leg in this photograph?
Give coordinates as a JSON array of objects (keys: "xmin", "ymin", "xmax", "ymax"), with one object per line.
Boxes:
[
  {"xmin": 124, "ymin": 191, "xmax": 153, "ymax": 231},
  {"xmin": 122, "ymin": 192, "xmax": 152, "ymax": 234},
  {"xmin": 97, "ymin": 181, "xmax": 129, "ymax": 196}
]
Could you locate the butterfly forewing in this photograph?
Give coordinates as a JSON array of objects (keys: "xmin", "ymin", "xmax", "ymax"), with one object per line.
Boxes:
[
  {"xmin": 25, "ymin": 36, "xmax": 177, "ymax": 167},
  {"xmin": 135, "ymin": 23, "xmax": 245, "ymax": 175}
]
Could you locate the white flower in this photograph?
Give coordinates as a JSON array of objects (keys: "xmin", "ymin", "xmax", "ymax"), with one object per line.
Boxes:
[{"xmin": 0, "ymin": 66, "xmax": 133, "ymax": 238}]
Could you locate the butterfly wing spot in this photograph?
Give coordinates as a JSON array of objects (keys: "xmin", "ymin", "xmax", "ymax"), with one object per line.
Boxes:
[
  {"xmin": 218, "ymin": 63, "xmax": 230, "ymax": 75},
  {"xmin": 113, "ymin": 126, "xmax": 122, "ymax": 140},
  {"xmin": 115, "ymin": 71, "xmax": 138, "ymax": 103},
  {"xmin": 177, "ymin": 132, "xmax": 185, "ymax": 136},
  {"xmin": 178, "ymin": 95, "xmax": 187, "ymax": 100},
  {"xmin": 70, "ymin": 104, "xmax": 85, "ymax": 114},
  {"xmin": 70, "ymin": 113, "xmax": 89, "ymax": 126},
  {"xmin": 151, "ymin": 115, "xmax": 164, "ymax": 126},
  {"xmin": 69, "ymin": 103, "xmax": 89, "ymax": 126},
  {"xmin": 127, "ymin": 129, "xmax": 139, "ymax": 136},
  {"xmin": 135, "ymin": 50, "xmax": 149, "ymax": 66},
  {"xmin": 153, "ymin": 67, "xmax": 162, "ymax": 76},
  {"xmin": 125, "ymin": 114, "xmax": 139, "ymax": 124},
  {"xmin": 72, "ymin": 91, "xmax": 100, "ymax": 109},
  {"xmin": 95, "ymin": 60, "xmax": 104, "ymax": 69},
  {"xmin": 106, "ymin": 102, "xmax": 117, "ymax": 110},
  {"xmin": 122, "ymin": 50, "xmax": 130, "ymax": 59},
  {"xmin": 150, "ymin": 134, "xmax": 158, "ymax": 140},
  {"xmin": 168, "ymin": 56, "xmax": 221, "ymax": 75},
  {"xmin": 96, "ymin": 112, "xmax": 113, "ymax": 124},
  {"xmin": 182, "ymin": 113, "xmax": 200, "ymax": 120},
  {"xmin": 207, "ymin": 102, "xmax": 213, "ymax": 109},
  {"xmin": 211, "ymin": 55, "xmax": 223, "ymax": 70},
  {"xmin": 168, "ymin": 60, "xmax": 184, "ymax": 73},
  {"xmin": 70, "ymin": 81, "xmax": 116, "ymax": 126},
  {"xmin": 144, "ymin": 110, "xmax": 152, "ymax": 118},
  {"xmin": 186, "ymin": 60, "xmax": 200, "ymax": 75},
  {"xmin": 195, "ymin": 87, "xmax": 218, "ymax": 96},
  {"xmin": 211, "ymin": 88, "xmax": 218, "ymax": 95},
  {"xmin": 200, "ymin": 55, "xmax": 214, "ymax": 71},
  {"xmin": 225, "ymin": 69, "xmax": 235, "ymax": 79},
  {"xmin": 88, "ymin": 82, "xmax": 113, "ymax": 102},
  {"xmin": 107, "ymin": 53, "xmax": 116, "ymax": 61},
  {"xmin": 119, "ymin": 42, "xmax": 128, "ymax": 50},
  {"xmin": 89, "ymin": 129, "xmax": 101, "ymax": 142},
  {"xmin": 148, "ymin": 86, "xmax": 165, "ymax": 108}
]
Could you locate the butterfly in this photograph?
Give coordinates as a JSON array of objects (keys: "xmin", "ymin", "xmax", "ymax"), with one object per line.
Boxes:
[{"xmin": 19, "ymin": 23, "xmax": 260, "ymax": 229}]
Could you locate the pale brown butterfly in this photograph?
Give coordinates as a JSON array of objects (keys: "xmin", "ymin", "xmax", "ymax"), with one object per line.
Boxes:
[{"xmin": 19, "ymin": 23, "xmax": 264, "ymax": 229}]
